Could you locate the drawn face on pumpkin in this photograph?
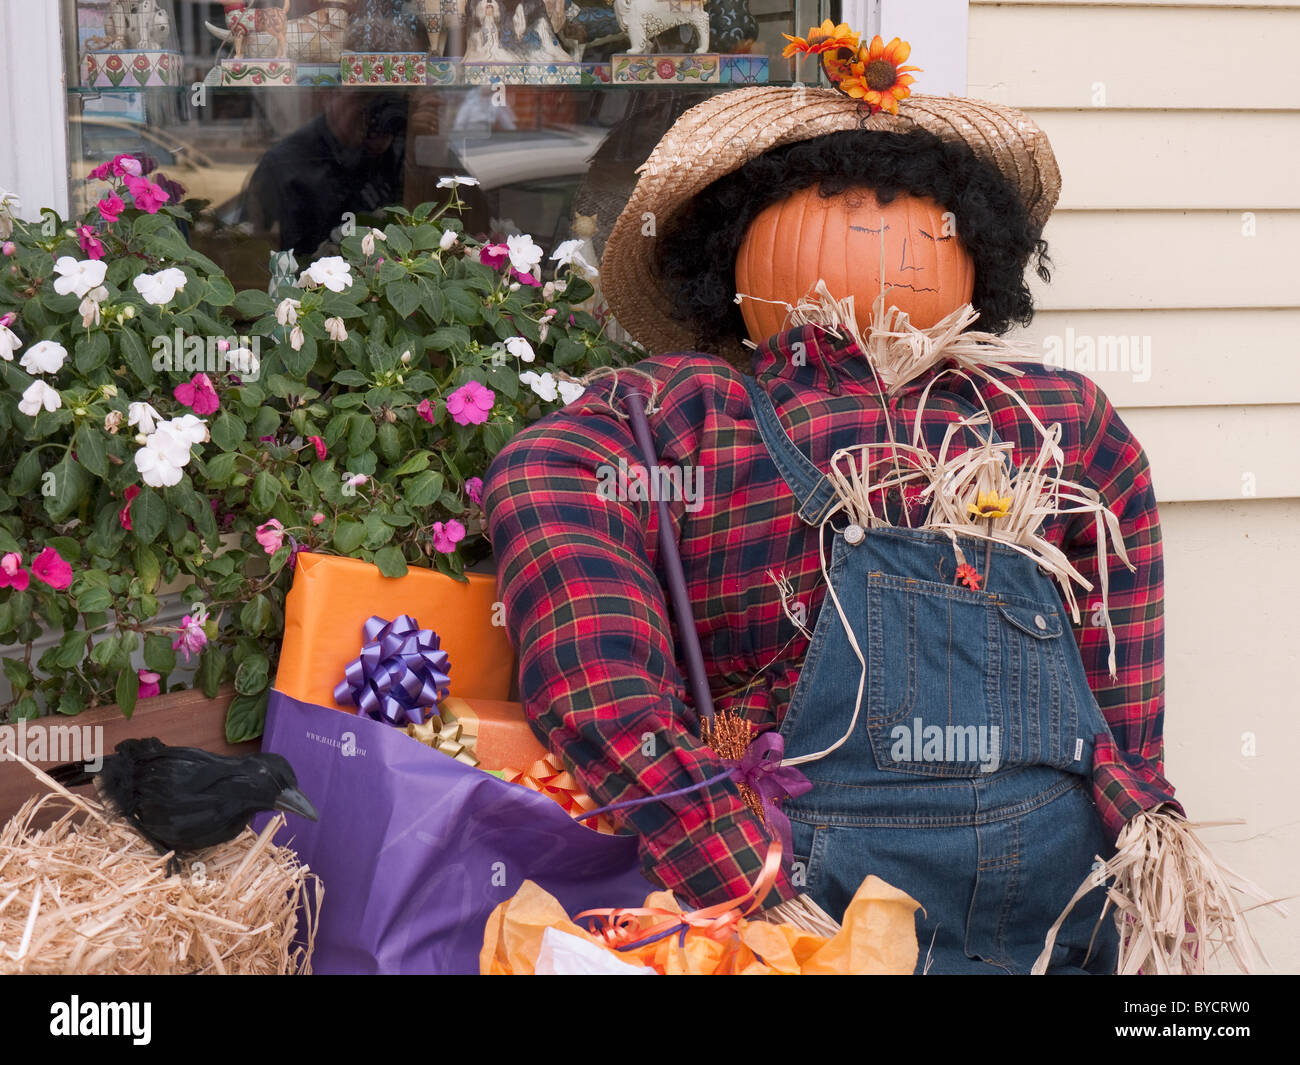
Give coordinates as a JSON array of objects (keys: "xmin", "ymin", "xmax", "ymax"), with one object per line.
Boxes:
[{"xmin": 734, "ymin": 185, "xmax": 976, "ymax": 345}]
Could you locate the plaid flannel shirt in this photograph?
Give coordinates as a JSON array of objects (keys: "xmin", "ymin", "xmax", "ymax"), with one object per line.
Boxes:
[{"xmin": 484, "ymin": 324, "xmax": 1181, "ymax": 909}]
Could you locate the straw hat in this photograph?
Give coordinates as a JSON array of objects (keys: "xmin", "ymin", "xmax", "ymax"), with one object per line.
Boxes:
[{"xmin": 601, "ymin": 86, "xmax": 1061, "ymax": 357}]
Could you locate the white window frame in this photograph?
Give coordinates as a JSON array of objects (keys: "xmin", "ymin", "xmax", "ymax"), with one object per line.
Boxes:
[
  {"xmin": 841, "ymin": 0, "xmax": 968, "ymax": 97},
  {"xmin": 0, "ymin": 0, "xmax": 70, "ymax": 221}
]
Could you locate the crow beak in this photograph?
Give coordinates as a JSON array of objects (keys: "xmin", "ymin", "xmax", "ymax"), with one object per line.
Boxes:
[{"xmin": 273, "ymin": 785, "xmax": 318, "ymax": 822}]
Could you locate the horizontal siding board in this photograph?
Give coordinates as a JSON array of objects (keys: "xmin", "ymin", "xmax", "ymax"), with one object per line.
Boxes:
[
  {"xmin": 1028, "ymin": 210, "xmax": 1300, "ymax": 310},
  {"xmin": 968, "ymin": 6, "xmax": 1300, "ymax": 108},
  {"xmin": 1029, "ymin": 110, "xmax": 1300, "ymax": 210},
  {"xmin": 1007, "ymin": 309, "xmax": 1300, "ymax": 407},
  {"xmin": 1113, "ymin": 406, "xmax": 1299, "ymax": 500}
]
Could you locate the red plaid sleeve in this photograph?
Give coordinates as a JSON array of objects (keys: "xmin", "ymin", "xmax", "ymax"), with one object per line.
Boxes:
[
  {"xmin": 483, "ymin": 389, "xmax": 794, "ymax": 909},
  {"xmin": 1057, "ymin": 371, "xmax": 1183, "ymax": 839}
]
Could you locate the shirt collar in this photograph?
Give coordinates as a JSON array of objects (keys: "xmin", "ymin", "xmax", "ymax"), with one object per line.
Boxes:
[{"xmin": 749, "ymin": 324, "xmax": 887, "ymax": 396}]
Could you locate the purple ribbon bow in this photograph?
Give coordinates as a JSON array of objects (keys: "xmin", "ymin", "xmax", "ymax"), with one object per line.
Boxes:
[
  {"xmin": 722, "ymin": 732, "xmax": 813, "ymax": 861},
  {"xmin": 333, "ymin": 614, "xmax": 450, "ymax": 727}
]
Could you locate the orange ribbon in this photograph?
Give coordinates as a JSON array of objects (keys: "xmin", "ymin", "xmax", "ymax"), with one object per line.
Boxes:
[
  {"xmin": 500, "ymin": 752, "xmax": 614, "ymax": 834},
  {"xmin": 575, "ymin": 842, "xmax": 784, "ymax": 953}
]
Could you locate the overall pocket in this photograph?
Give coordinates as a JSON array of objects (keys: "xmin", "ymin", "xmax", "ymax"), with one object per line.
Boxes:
[
  {"xmin": 866, "ymin": 572, "xmax": 1004, "ymax": 777},
  {"xmin": 992, "ymin": 595, "xmax": 1080, "ymax": 771}
]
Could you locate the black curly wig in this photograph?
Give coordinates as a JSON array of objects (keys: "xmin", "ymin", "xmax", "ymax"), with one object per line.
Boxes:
[{"xmin": 658, "ymin": 128, "xmax": 1052, "ymax": 347}]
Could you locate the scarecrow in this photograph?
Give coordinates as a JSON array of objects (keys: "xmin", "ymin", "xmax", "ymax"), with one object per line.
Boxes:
[{"xmin": 484, "ymin": 24, "xmax": 1269, "ymax": 974}]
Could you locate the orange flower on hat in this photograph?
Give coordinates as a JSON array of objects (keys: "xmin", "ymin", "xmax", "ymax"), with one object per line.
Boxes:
[
  {"xmin": 839, "ymin": 35, "xmax": 922, "ymax": 115},
  {"xmin": 781, "ymin": 20, "xmax": 860, "ymax": 59}
]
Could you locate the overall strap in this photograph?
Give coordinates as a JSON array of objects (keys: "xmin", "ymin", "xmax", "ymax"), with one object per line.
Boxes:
[{"xmin": 741, "ymin": 375, "xmax": 839, "ymax": 527}]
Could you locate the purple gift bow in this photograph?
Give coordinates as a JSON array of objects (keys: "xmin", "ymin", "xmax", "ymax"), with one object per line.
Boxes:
[{"xmin": 333, "ymin": 614, "xmax": 450, "ymax": 726}]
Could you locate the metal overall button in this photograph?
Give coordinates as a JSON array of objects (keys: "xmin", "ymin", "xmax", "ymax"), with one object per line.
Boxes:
[
  {"xmin": 1034, "ymin": 614, "xmax": 1047, "ymax": 630},
  {"xmin": 844, "ymin": 524, "xmax": 865, "ymax": 545}
]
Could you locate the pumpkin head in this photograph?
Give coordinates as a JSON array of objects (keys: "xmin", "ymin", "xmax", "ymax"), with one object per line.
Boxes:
[{"xmin": 734, "ymin": 185, "xmax": 975, "ymax": 345}]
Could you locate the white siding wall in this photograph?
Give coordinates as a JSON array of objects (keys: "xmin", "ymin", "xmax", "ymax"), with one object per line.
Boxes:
[{"xmin": 969, "ymin": 0, "xmax": 1300, "ymax": 973}]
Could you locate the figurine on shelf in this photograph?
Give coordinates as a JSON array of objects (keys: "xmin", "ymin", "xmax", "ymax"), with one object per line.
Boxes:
[
  {"xmin": 85, "ymin": 0, "xmax": 172, "ymax": 51},
  {"xmin": 613, "ymin": 0, "xmax": 709, "ymax": 55},
  {"xmin": 205, "ymin": 0, "xmax": 292, "ymax": 59},
  {"xmin": 465, "ymin": 0, "xmax": 517, "ymax": 61},
  {"xmin": 558, "ymin": 1, "xmax": 625, "ymax": 61},
  {"xmin": 709, "ymin": 0, "xmax": 756, "ymax": 54},
  {"xmin": 421, "ymin": 0, "xmax": 466, "ymax": 56},
  {"xmin": 510, "ymin": 0, "xmax": 574, "ymax": 62},
  {"xmin": 347, "ymin": 0, "xmax": 424, "ymax": 52},
  {"xmin": 206, "ymin": 3, "xmax": 354, "ymax": 62}
]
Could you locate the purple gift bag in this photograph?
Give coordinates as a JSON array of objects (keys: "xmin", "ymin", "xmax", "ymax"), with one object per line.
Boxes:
[{"xmin": 259, "ymin": 690, "xmax": 657, "ymax": 974}]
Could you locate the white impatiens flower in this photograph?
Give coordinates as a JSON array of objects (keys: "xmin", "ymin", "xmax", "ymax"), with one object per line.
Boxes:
[
  {"xmin": 505, "ymin": 233, "xmax": 543, "ymax": 277},
  {"xmin": 226, "ymin": 346, "xmax": 259, "ymax": 376},
  {"xmin": 79, "ymin": 285, "xmax": 108, "ymax": 329},
  {"xmin": 133, "ymin": 267, "xmax": 187, "ymax": 306},
  {"xmin": 289, "ymin": 325, "xmax": 305, "ymax": 351},
  {"xmin": 0, "ymin": 187, "xmax": 19, "ymax": 240},
  {"xmin": 439, "ymin": 229, "xmax": 458, "ymax": 251},
  {"xmin": 360, "ymin": 228, "xmax": 386, "ymax": 256},
  {"xmin": 519, "ymin": 370, "xmax": 558, "ymax": 402},
  {"xmin": 134, "ymin": 418, "xmax": 203, "ymax": 488},
  {"xmin": 128, "ymin": 401, "xmax": 162, "ymax": 434},
  {"xmin": 167, "ymin": 413, "xmax": 210, "ymax": 446},
  {"xmin": 437, "ymin": 175, "xmax": 480, "ymax": 188},
  {"xmin": 0, "ymin": 323, "xmax": 21, "ymax": 361},
  {"xmin": 505, "ymin": 336, "xmax": 535, "ymax": 363},
  {"xmin": 275, "ymin": 297, "xmax": 301, "ymax": 326},
  {"xmin": 550, "ymin": 239, "xmax": 599, "ymax": 278},
  {"xmin": 558, "ymin": 379, "xmax": 587, "ymax": 405},
  {"xmin": 52, "ymin": 256, "xmax": 108, "ymax": 299},
  {"xmin": 19, "ymin": 339, "xmax": 68, "ymax": 375},
  {"xmin": 18, "ymin": 379, "xmax": 61, "ymax": 417},
  {"xmin": 324, "ymin": 316, "xmax": 348, "ymax": 342},
  {"xmin": 104, "ymin": 409, "xmax": 123, "ymax": 433},
  {"xmin": 299, "ymin": 256, "xmax": 353, "ymax": 293}
]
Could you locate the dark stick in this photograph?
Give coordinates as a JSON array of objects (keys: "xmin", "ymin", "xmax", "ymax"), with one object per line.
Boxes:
[{"xmin": 625, "ymin": 389, "xmax": 716, "ymax": 725}]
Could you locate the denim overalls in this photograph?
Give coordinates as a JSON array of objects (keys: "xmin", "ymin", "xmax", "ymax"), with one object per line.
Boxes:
[{"xmin": 742, "ymin": 375, "xmax": 1120, "ymax": 974}]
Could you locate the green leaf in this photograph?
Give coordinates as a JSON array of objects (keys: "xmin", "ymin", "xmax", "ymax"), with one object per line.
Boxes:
[
  {"xmin": 2, "ymin": 658, "xmax": 31, "ymax": 691},
  {"xmin": 75, "ymin": 584, "xmax": 114, "ymax": 613},
  {"xmin": 43, "ymin": 455, "xmax": 91, "ymax": 523},
  {"xmin": 74, "ymin": 331, "xmax": 110, "ymax": 373},
  {"xmin": 332, "ymin": 519, "xmax": 365, "ymax": 554},
  {"xmin": 234, "ymin": 653, "xmax": 270, "ymax": 696},
  {"xmin": 239, "ymin": 593, "xmax": 273, "ymax": 636},
  {"xmin": 251, "ymin": 470, "xmax": 281, "ymax": 511},
  {"xmin": 281, "ymin": 334, "xmax": 317, "ymax": 377},
  {"xmin": 9, "ymin": 449, "xmax": 42, "ymax": 495},
  {"xmin": 225, "ymin": 690, "xmax": 269, "ymax": 743},
  {"xmin": 119, "ymin": 330, "xmax": 154, "ymax": 385},
  {"xmin": 210, "ymin": 410, "xmax": 247, "ymax": 452},
  {"xmin": 388, "ymin": 279, "xmax": 422, "ymax": 319},
  {"xmin": 427, "ymin": 324, "xmax": 470, "ymax": 351},
  {"xmin": 56, "ymin": 691, "xmax": 86, "ymax": 716},
  {"xmin": 133, "ymin": 544, "xmax": 161, "ymax": 592},
  {"xmin": 376, "ymin": 421, "xmax": 401, "ymax": 463},
  {"xmin": 373, "ymin": 545, "xmax": 408, "ymax": 578},
  {"xmin": 347, "ymin": 413, "xmax": 376, "ymax": 456},
  {"xmin": 404, "ymin": 470, "xmax": 444, "ymax": 506},
  {"xmin": 390, "ymin": 450, "xmax": 431, "ymax": 477},
  {"xmin": 231, "ymin": 289, "xmax": 275, "ymax": 319},
  {"xmin": 131, "ymin": 489, "xmax": 166, "ymax": 544},
  {"xmin": 383, "ymin": 225, "xmax": 412, "ymax": 257},
  {"xmin": 73, "ymin": 424, "xmax": 109, "ymax": 478},
  {"xmin": 332, "ymin": 369, "xmax": 370, "ymax": 387},
  {"xmin": 204, "ymin": 275, "xmax": 236, "ymax": 307},
  {"xmin": 115, "ymin": 665, "xmax": 138, "ymax": 718},
  {"xmin": 250, "ymin": 405, "xmax": 279, "ymax": 438},
  {"xmin": 442, "ymin": 284, "xmax": 481, "ymax": 324},
  {"xmin": 90, "ymin": 634, "xmax": 120, "ymax": 668},
  {"xmin": 205, "ymin": 451, "xmax": 239, "ymax": 486},
  {"xmin": 197, "ymin": 645, "xmax": 227, "ymax": 699},
  {"xmin": 141, "ymin": 633, "xmax": 176, "ymax": 674}
]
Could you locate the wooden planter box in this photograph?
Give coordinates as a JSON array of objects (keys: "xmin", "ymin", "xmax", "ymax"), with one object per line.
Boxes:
[{"xmin": 0, "ymin": 685, "xmax": 255, "ymax": 826}]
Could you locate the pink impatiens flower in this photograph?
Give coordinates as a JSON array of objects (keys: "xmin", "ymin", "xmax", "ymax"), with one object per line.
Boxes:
[
  {"xmin": 173, "ymin": 373, "xmax": 219, "ymax": 415},
  {"xmin": 172, "ymin": 614, "xmax": 208, "ymax": 661},
  {"xmin": 31, "ymin": 546, "xmax": 73, "ymax": 590},
  {"xmin": 124, "ymin": 174, "xmax": 170, "ymax": 214},
  {"xmin": 430, "ymin": 519, "xmax": 466, "ymax": 554},
  {"xmin": 97, "ymin": 194, "xmax": 125, "ymax": 224},
  {"xmin": 465, "ymin": 477, "xmax": 483, "ymax": 506},
  {"xmin": 137, "ymin": 669, "xmax": 161, "ymax": 699},
  {"xmin": 255, "ymin": 519, "xmax": 285, "ymax": 555},
  {"xmin": 416, "ymin": 398, "xmax": 436, "ymax": 424},
  {"xmin": 445, "ymin": 381, "xmax": 494, "ymax": 426},
  {"xmin": 0, "ymin": 552, "xmax": 29, "ymax": 591},
  {"xmin": 76, "ymin": 225, "xmax": 105, "ymax": 260},
  {"xmin": 308, "ymin": 435, "xmax": 327, "ymax": 461},
  {"xmin": 119, "ymin": 484, "xmax": 141, "ymax": 531},
  {"xmin": 311, "ymin": 512, "xmax": 326, "ymax": 526},
  {"xmin": 479, "ymin": 243, "xmax": 509, "ymax": 270}
]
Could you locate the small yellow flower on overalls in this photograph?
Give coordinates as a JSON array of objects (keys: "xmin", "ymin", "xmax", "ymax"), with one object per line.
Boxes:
[{"xmin": 967, "ymin": 490, "xmax": 1012, "ymax": 520}]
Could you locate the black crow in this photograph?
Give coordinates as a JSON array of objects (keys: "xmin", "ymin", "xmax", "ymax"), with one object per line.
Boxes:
[{"xmin": 48, "ymin": 738, "xmax": 318, "ymax": 870}]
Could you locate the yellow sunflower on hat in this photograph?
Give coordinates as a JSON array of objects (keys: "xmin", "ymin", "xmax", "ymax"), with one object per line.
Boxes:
[{"xmin": 839, "ymin": 36, "xmax": 922, "ymax": 115}]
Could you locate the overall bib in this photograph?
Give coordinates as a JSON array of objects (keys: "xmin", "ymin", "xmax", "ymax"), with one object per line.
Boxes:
[{"xmin": 742, "ymin": 375, "xmax": 1120, "ymax": 975}]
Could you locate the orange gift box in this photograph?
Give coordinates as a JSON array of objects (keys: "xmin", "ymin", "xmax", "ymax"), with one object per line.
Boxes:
[
  {"xmin": 277, "ymin": 552, "xmax": 517, "ymax": 711},
  {"xmin": 439, "ymin": 696, "xmax": 547, "ymax": 771}
]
